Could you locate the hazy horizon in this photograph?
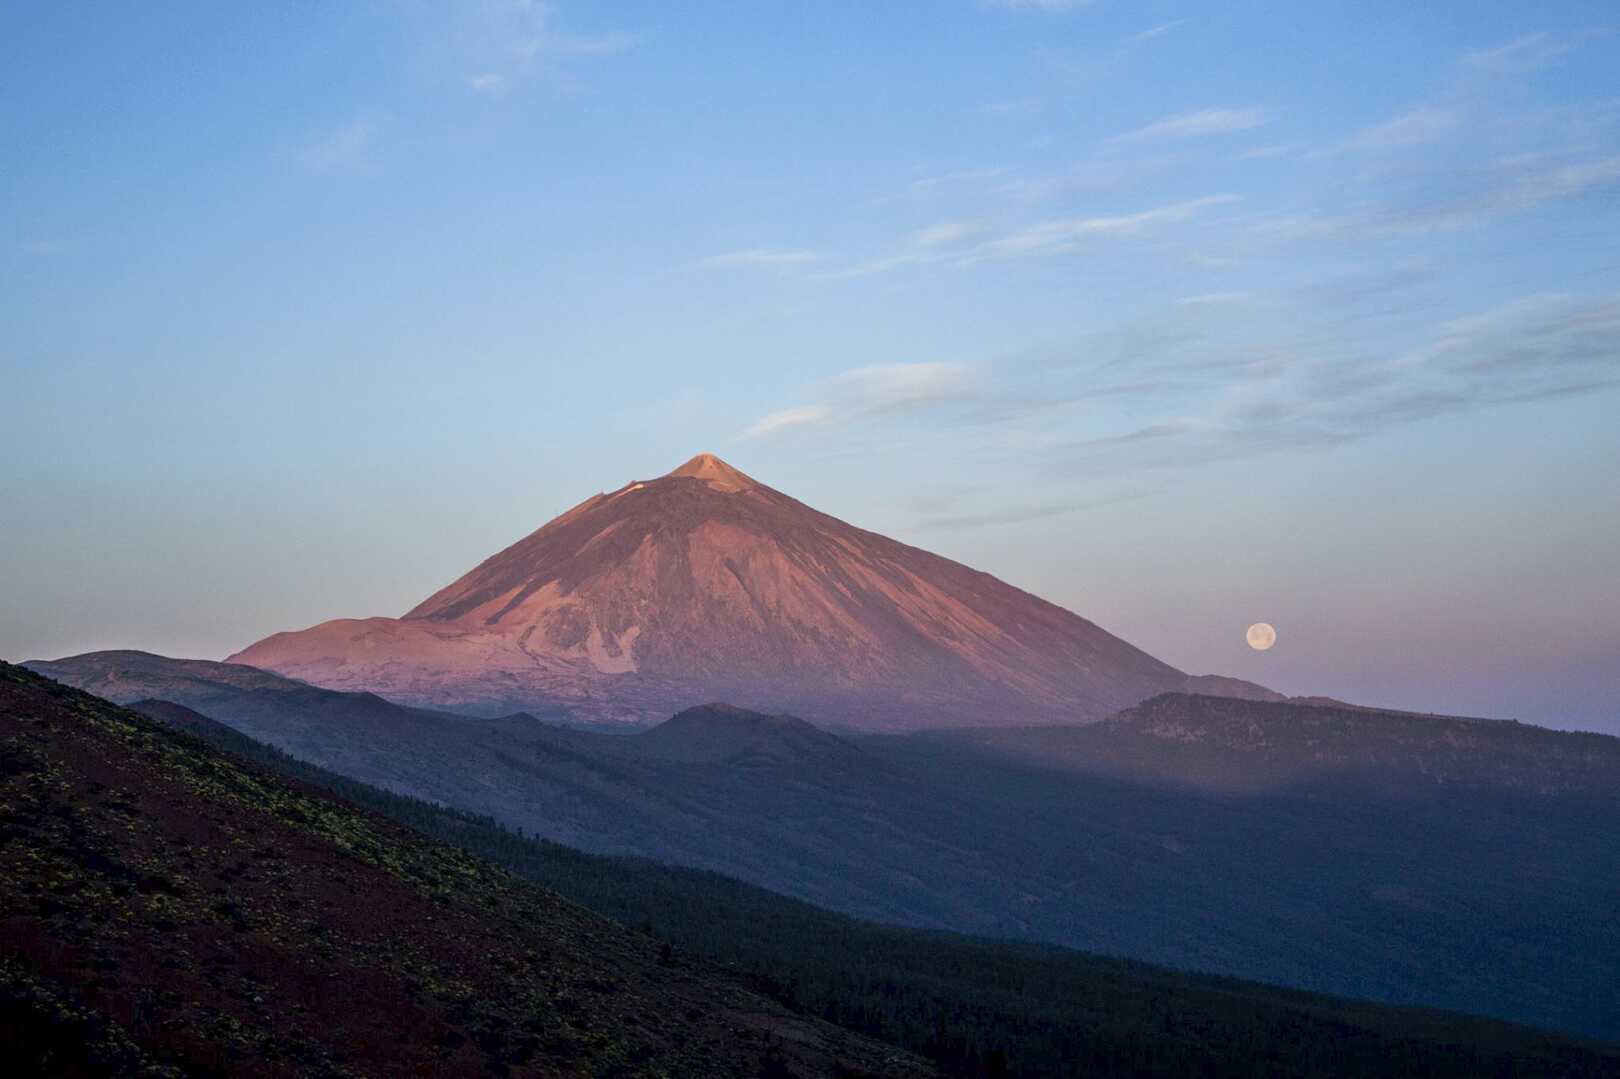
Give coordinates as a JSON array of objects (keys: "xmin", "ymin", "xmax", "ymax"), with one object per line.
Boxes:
[{"xmin": 4, "ymin": 2, "xmax": 1618, "ymax": 732}]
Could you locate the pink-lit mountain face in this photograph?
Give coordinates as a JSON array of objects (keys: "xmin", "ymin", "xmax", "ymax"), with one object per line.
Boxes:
[{"xmin": 229, "ymin": 454, "xmax": 1276, "ymax": 728}]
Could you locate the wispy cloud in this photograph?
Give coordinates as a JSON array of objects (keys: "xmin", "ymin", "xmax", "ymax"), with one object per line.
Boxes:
[
  {"xmin": 976, "ymin": 98, "xmax": 1041, "ymax": 117},
  {"xmin": 739, "ymin": 282, "xmax": 1620, "ymax": 482},
  {"xmin": 452, "ymin": 0, "xmax": 638, "ymax": 98},
  {"xmin": 1315, "ymin": 31, "xmax": 1610, "ymax": 159},
  {"xmin": 742, "ymin": 406, "xmax": 833, "ymax": 439},
  {"xmin": 1262, "ymin": 153, "xmax": 1620, "ymax": 239},
  {"xmin": 298, "ymin": 116, "xmax": 387, "ymax": 174},
  {"xmin": 1240, "ymin": 143, "xmax": 1295, "ymax": 160},
  {"xmin": 980, "ymin": 194, "xmax": 1239, "ymax": 258},
  {"xmin": 835, "ymin": 362, "xmax": 978, "ymax": 411},
  {"xmin": 1133, "ymin": 20, "xmax": 1186, "ymax": 43},
  {"xmin": 1324, "ymin": 106, "xmax": 1458, "ymax": 155},
  {"xmin": 821, "ymin": 222, "xmax": 983, "ymax": 279},
  {"xmin": 1118, "ymin": 107, "xmax": 1270, "ymax": 141},
  {"xmin": 1460, "ymin": 30, "xmax": 1605, "ymax": 74},
  {"xmin": 727, "ymin": 17, "xmax": 1615, "ymax": 486},
  {"xmin": 830, "ymin": 196, "xmax": 1238, "ymax": 277},
  {"xmin": 916, "ymin": 488, "xmax": 1156, "ymax": 530},
  {"xmin": 700, "ymin": 249, "xmax": 820, "ymax": 269},
  {"xmin": 1451, "ymin": 155, "xmax": 1620, "ymax": 223},
  {"xmin": 1045, "ymin": 292, "xmax": 1620, "ymax": 476},
  {"xmin": 1399, "ymin": 153, "xmax": 1620, "ymax": 231},
  {"xmin": 895, "ymin": 167, "xmax": 1011, "ymax": 199},
  {"xmin": 911, "ymin": 221, "xmax": 980, "ymax": 248},
  {"xmin": 740, "ymin": 362, "xmax": 978, "ymax": 439},
  {"xmin": 550, "ymin": 31, "xmax": 639, "ymax": 58},
  {"xmin": 825, "ymin": 253, "xmax": 928, "ymax": 279}
]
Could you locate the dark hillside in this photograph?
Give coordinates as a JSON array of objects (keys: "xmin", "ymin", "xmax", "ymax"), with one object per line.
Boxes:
[
  {"xmin": 112, "ymin": 694, "xmax": 1620, "ymax": 1077},
  {"xmin": 0, "ymin": 662, "xmax": 928, "ymax": 1078},
  {"xmin": 919, "ymin": 692, "xmax": 1620, "ymax": 795},
  {"xmin": 30, "ymin": 651, "xmax": 1620, "ymax": 1041},
  {"xmin": 631, "ymin": 703, "xmax": 870, "ymax": 766}
]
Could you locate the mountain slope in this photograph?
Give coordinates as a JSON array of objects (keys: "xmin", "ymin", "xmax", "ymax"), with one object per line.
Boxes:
[
  {"xmin": 25, "ymin": 648, "xmax": 312, "ymax": 704},
  {"xmin": 27, "ymin": 653, "xmax": 1015, "ymax": 922},
  {"xmin": 227, "ymin": 453, "xmax": 1274, "ymax": 728},
  {"xmin": 906, "ymin": 692, "xmax": 1620, "ymax": 795},
  {"xmin": 0, "ymin": 661, "xmax": 929, "ymax": 1077},
  {"xmin": 29, "ymin": 651, "xmax": 1620, "ymax": 1039},
  {"xmin": 115, "ymin": 689, "xmax": 1620, "ymax": 1079}
]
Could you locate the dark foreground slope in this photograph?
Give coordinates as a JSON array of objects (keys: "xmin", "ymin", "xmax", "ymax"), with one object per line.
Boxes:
[
  {"xmin": 29, "ymin": 652, "xmax": 1620, "ymax": 1040},
  {"xmin": 117, "ymin": 697, "xmax": 1620, "ymax": 1078},
  {"xmin": 0, "ymin": 663, "xmax": 928, "ymax": 1078}
]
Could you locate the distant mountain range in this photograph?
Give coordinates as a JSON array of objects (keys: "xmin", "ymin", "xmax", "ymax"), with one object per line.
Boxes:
[
  {"xmin": 28, "ymin": 650, "xmax": 1620, "ymax": 1040},
  {"xmin": 226, "ymin": 453, "xmax": 1275, "ymax": 728},
  {"xmin": 905, "ymin": 691, "xmax": 1620, "ymax": 796}
]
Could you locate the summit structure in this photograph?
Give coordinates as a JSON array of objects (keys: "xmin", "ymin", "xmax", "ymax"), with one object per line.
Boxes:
[{"xmin": 229, "ymin": 454, "xmax": 1275, "ymax": 728}]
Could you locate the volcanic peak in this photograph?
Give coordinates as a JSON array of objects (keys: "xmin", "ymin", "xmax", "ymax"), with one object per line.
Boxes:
[
  {"xmin": 228, "ymin": 453, "xmax": 1277, "ymax": 728},
  {"xmin": 664, "ymin": 452, "xmax": 757, "ymax": 492}
]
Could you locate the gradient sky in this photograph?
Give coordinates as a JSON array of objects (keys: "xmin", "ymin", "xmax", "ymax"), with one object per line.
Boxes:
[{"xmin": 3, "ymin": 2, "xmax": 1618, "ymax": 731}]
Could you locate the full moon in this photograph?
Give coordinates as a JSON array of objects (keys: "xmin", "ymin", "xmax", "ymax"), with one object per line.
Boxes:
[{"xmin": 1246, "ymin": 622, "xmax": 1277, "ymax": 651}]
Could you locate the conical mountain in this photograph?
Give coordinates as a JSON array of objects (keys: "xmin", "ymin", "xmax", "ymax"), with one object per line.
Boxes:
[{"xmin": 229, "ymin": 454, "xmax": 1275, "ymax": 728}]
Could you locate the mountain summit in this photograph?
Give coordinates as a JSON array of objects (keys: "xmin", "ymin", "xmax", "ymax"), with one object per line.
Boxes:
[
  {"xmin": 229, "ymin": 454, "xmax": 1275, "ymax": 728},
  {"xmin": 663, "ymin": 451, "xmax": 759, "ymax": 491}
]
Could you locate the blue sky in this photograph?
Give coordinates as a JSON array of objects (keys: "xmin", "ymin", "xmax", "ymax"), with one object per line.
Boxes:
[{"xmin": 3, "ymin": 2, "xmax": 1618, "ymax": 730}]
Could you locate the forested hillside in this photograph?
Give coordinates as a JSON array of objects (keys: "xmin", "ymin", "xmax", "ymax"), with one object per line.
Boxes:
[
  {"xmin": 0, "ymin": 664, "xmax": 928, "ymax": 1077},
  {"xmin": 114, "ymin": 692, "xmax": 1620, "ymax": 1078},
  {"xmin": 32, "ymin": 651, "xmax": 1620, "ymax": 1039}
]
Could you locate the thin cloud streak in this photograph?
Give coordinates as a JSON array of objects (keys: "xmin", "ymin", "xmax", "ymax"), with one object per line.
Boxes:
[
  {"xmin": 741, "ymin": 406, "xmax": 833, "ymax": 439},
  {"xmin": 1460, "ymin": 30, "xmax": 1608, "ymax": 74},
  {"xmin": 976, "ymin": 195, "xmax": 1240, "ymax": 259},
  {"xmin": 700, "ymin": 249, "xmax": 820, "ymax": 268},
  {"xmin": 1048, "ymin": 292, "xmax": 1620, "ymax": 477},
  {"xmin": 916, "ymin": 488, "xmax": 1158, "ymax": 531},
  {"xmin": 1319, "ymin": 106, "xmax": 1458, "ymax": 155},
  {"xmin": 1258, "ymin": 154, "xmax": 1620, "ymax": 240},
  {"xmin": 739, "ymin": 363, "xmax": 978, "ymax": 439},
  {"xmin": 741, "ymin": 290, "xmax": 1620, "ymax": 481},
  {"xmin": 833, "ymin": 362, "xmax": 978, "ymax": 412},
  {"xmin": 298, "ymin": 117, "xmax": 387, "ymax": 174},
  {"xmin": 976, "ymin": 98, "xmax": 1041, "ymax": 117},
  {"xmin": 820, "ymin": 222, "xmax": 984, "ymax": 279},
  {"xmin": 1134, "ymin": 21, "xmax": 1186, "ymax": 43},
  {"xmin": 450, "ymin": 0, "xmax": 639, "ymax": 98},
  {"xmin": 551, "ymin": 31, "xmax": 640, "ymax": 57},
  {"xmin": 912, "ymin": 222, "xmax": 980, "ymax": 248},
  {"xmin": 1118, "ymin": 107, "xmax": 1270, "ymax": 141}
]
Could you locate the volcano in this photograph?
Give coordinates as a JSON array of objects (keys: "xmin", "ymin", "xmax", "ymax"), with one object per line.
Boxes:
[{"xmin": 229, "ymin": 453, "xmax": 1275, "ymax": 728}]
